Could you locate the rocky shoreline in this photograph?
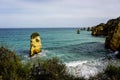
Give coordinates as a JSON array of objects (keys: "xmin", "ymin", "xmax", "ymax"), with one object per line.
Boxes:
[{"xmin": 91, "ymin": 17, "xmax": 120, "ymax": 57}]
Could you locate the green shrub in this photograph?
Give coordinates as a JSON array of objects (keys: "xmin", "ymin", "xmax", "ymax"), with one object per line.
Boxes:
[
  {"xmin": 104, "ymin": 65, "xmax": 120, "ymax": 80},
  {"xmin": 0, "ymin": 46, "xmax": 30, "ymax": 80},
  {"xmin": 0, "ymin": 46, "xmax": 85, "ymax": 80},
  {"xmin": 29, "ymin": 57, "xmax": 85, "ymax": 80},
  {"xmin": 42, "ymin": 57, "xmax": 66, "ymax": 80},
  {"xmin": 89, "ymin": 64, "xmax": 120, "ymax": 80},
  {"xmin": 2, "ymin": 45, "xmax": 120, "ymax": 80},
  {"xmin": 28, "ymin": 57, "xmax": 66, "ymax": 80},
  {"xmin": 31, "ymin": 32, "xmax": 40, "ymax": 39}
]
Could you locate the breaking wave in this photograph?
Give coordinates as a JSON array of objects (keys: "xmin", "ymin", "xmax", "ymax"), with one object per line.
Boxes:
[
  {"xmin": 66, "ymin": 59, "xmax": 107, "ymax": 79},
  {"xmin": 22, "ymin": 50, "xmax": 49, "ymax": 62}
]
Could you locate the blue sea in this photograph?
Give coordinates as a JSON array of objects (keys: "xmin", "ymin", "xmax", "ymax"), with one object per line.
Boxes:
[{"xmin": 0, "ymin": 28, "xmax": 113, "ymax": 78}]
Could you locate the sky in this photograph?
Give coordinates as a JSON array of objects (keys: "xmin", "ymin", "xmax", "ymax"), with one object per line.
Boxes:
[{"xmin": 0, "ymin": 0, "xmax": 120, "ymax": 28}]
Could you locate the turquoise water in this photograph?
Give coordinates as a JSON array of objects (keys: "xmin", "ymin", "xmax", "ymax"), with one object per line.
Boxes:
[{"xmin": 0, "ymin": 28, "xmax": 109, "ymax": 62}]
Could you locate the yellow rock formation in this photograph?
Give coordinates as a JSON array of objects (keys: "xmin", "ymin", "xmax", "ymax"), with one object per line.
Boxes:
[{"xmin": 30, "ymin": 32, "xmax": 42, "ymax": 57}]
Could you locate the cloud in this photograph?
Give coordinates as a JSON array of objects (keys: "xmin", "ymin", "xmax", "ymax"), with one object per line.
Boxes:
[{"xmin": 0, "ymin": 0, "xmax": 120, "ymax": 28}]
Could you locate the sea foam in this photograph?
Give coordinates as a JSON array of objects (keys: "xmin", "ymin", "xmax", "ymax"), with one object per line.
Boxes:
[
  {"xmin": 23, "ymin": 50, "xmax": 49, "ymax": 62},
  {"xmin": 66, "ymin": 59, "xmax": 106, "ymax": 79}
]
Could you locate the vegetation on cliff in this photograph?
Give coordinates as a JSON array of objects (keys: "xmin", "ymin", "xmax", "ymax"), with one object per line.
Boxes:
[{"xmin": 31, "ymin": 32, "xmax": 40, "ymax": 39}]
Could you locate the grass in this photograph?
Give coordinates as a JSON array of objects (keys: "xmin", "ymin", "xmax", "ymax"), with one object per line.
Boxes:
[{"xmin": 0, "ymin": 46, "xmax": 120, "ymax": 80}]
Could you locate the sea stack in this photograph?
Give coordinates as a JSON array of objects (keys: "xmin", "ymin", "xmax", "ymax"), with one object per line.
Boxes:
[
  {"xmin": 30, "ymin": 32, "xmax": 42, "ymax": 57},
  {"xmin": 77, "ymin": 28, "xmax": 80, "ymax": 34}
]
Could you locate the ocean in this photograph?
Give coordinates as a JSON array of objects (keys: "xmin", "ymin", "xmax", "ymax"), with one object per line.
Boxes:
[{"xmin": 0, "ymin": 28, "xmax": 113, "ymax": 78}]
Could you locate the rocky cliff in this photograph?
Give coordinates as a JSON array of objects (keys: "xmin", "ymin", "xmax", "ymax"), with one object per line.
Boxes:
[
  {"xmin": 30, "ymin": 32, "xmax": 42, "ymax": 57},
  {"xmin": 91, "ymin": 17, "xmax": 120, "ymax": 54},
  {"xmin": 91, "ymin": 23, "xmax": 105, "ymax": 36}
]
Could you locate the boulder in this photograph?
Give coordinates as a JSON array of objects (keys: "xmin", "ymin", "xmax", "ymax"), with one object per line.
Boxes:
[{"xmin": 30, "ymin": 32, "xmax": 42, "ymax": 57}]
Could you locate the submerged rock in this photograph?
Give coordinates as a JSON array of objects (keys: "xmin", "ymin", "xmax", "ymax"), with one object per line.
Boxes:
[{"xmin": 30, "ymin": 32, "xmax": 42, "ymax": 57}]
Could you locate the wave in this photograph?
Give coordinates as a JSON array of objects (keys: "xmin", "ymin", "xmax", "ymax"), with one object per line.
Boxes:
[
  {"xmin": 65, "ymin": 59, "xmax": 107, "ymax": 79},
  {"xmin": 65, "ymin": 51, "xmax": 119, "ymax": 79},
  {"xmin": 22, "ymin": 50, "xmax": 49, "ymax": 62}
]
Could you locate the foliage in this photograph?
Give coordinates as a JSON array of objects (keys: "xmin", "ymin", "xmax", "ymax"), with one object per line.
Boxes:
[
  {"xmin": 104, "ymin": 64, "xmax": 120, "ymax": 80},
  {"xmin": 0, "ymin": 46, "xmax": 30, "ymax": 80},
  {"xmin": 29, "ymin": 57, "xmax": 85, "ymax": 80},
  {"xmin": 89, "ymin": 64, "xmax": 120, "ymax": 80},
  {"xmin": 31, "ymin": 32, "xmax": 40, "ymax": 39},
  {"xmin": 1, "ymin": 46, "xmax": 120, "ymax": 80}
]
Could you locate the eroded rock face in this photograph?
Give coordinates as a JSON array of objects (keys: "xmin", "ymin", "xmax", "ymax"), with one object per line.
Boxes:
[
  {"xmin": 91, "ymin": 17, "xmax": 120, "ymax": 57},
  {"xmin": 105, "ymin": 22, "xmax": 120, "ymax": 51},
  {"xmin": 87, "ymin": 27, "xmax": 91, "ymax": 31},
  {"xmin": 77, "ymin": 28, "xmax": 80, "ymax": 34},
  {"xmin": 104, "ymin": 17, "xmax": 120, "ymax": 50},
  {"xmin": 30, "ymin": 32, "xmax": 42, "ymax": 57},
  {"xmin": 91, "ymin": 23, "xmax": 105, "ymax": 36},
  {"xmin": 110, "ymin": 23, "xmax": 120, "ymax": 50}
]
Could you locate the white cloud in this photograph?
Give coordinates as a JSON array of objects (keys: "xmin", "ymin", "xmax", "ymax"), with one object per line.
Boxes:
[{"xmin": 0, "ymin": 0, "xmax": 120, "ymax": 28}]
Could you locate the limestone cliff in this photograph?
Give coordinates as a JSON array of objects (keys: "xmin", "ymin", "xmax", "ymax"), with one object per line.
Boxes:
[
  {"xmin": 103, "ymin": 17, "xmax": 120, "ymax": 51},
  {"xmin": 30, "ymin": 32, "xmax": 42, "ymax": 57},
  {"xmin": 91, "ymin": 16, "xmax": 120, "ymax": 53},
  {"xmin": 91, "ymin": 23, "xmax": 105, "ymax": 36},
  {"xmin": 105, "ymin": 22, "xmax": 120, "ymax": 51}
]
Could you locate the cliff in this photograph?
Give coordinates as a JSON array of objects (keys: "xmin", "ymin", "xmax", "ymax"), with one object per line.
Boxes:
[
  {"xmin": 91, "ymin": 23, "xmax": 105, "ymax": 36},
  {"xmin": 105, "ymin": 17, "xmax": 120, "ymax": 51},
  {"xmin": 91, "ymin": 17, "xmax": 120, "ymax": 54}
]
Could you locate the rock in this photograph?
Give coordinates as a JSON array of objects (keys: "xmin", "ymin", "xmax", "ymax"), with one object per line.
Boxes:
[
  {"xmin": 87, "ymin": 27, "xmax": 91, "ymax": 31},
  {"xmin": 104, "ymin": 17, "xmax": 120, "ymax": 51},
  {"xmin": 0, "ymin": 75, "xmax": 2, "ymax": 80},
  {"xmin": 91, "ymin": 23, "xmax": 105, "ymax": 36},
  {"xmin": 30, "ymin": 32, "xmax": 42, "ymax": 57},
  {"xmin": 77, "ymin": 28, "xmax": 80, "ymax": 34},
  {"xmin": 80, "ymin": 27, "xmax": 86, "ymax": 30},
  {"xmin": 91, "ymin": 16, "xmax": 120, "ymax": 58},
  {"xmin": 105, "ymin": 22, "xmax": 120, "ymax": 51},
  {"xmin": 91, "ymin": 17, "xmax": 120, "ymax": 50}
]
